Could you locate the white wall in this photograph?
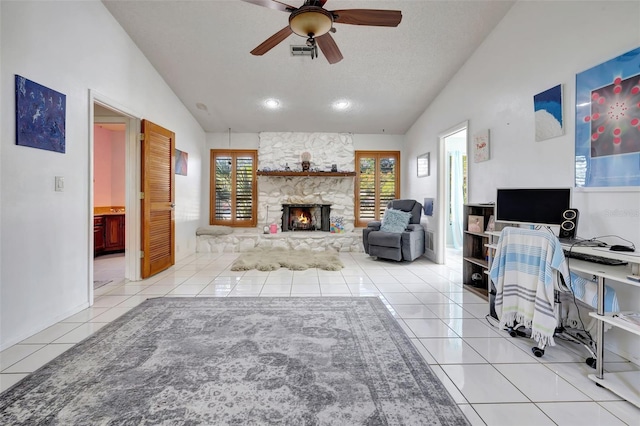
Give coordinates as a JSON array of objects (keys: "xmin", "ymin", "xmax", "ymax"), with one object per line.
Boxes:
[
  {"xmin": 94, "ymin": 126, "xmax": 126, "ymax": 208},
  {"xmin": 0, "ymin": 1, "xmax": 205, "ymax": 349},
  {"xmin": 404, "ymin": 1, "xmax": 640, "ymax": 363}
]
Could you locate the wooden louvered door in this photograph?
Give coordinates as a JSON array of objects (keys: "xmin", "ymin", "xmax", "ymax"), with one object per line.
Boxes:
[{"xmin": 141, "ymin": 120, "xmax": 175, "ymax": 278}]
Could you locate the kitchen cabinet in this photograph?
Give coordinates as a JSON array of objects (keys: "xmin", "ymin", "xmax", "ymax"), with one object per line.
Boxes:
[
  {"xmin": 94, "ymin": 216, "xmax": 105, "ymax": 256},
  {"xmin": 94, "ymin": 214, "xmax": 125, "ymax": 256}
]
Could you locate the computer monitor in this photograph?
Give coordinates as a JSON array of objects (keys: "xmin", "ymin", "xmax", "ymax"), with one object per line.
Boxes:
[{"xmin": 495, "ymin": 188, "xmax": 571, "ymax": 227}]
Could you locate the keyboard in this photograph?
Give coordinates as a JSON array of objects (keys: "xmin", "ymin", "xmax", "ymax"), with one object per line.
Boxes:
[
  {"xmin": 558, "ymin": 237, "xmax": 607, "ymax": 247},
  {"xmin": 563, "ymin": 250, "xmax": 628, "ymax": 266}
]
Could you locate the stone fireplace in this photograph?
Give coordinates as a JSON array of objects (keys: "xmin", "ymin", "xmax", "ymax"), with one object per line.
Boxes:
[
  {"xmin": 282, "ymin": 204, "xmax": 331, "ymax": 232},
  {"xmin": 258, "ymin": 133, "xmax": 355, "ymax": 233},
  {"xmin": 197, "ymin": 132, "xmax": 364, "ymax": 253}
]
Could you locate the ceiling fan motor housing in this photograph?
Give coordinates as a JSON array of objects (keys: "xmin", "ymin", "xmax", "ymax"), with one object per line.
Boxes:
[
  {"xmin": 289, "ymin": 6, "xmax": 333, "ymax": 38},
  {"xmin": 245, "ymin": 0, "xmax": 402, "ymax": 65}
]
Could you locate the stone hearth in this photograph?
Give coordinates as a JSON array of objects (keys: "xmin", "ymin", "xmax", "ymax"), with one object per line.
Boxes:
[{"xmin": 197, "ymin": 229, "xmax": 363, "ymax": 253}]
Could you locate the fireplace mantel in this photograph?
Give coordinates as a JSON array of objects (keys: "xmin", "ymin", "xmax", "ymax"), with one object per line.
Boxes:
[{"xmin": 257, "ymin": 171, "xmax": 356, "ymax": 177}]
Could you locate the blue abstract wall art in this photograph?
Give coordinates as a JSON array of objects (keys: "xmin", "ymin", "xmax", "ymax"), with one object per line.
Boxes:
[
  {"xmin": 575, "ymin": 46, "xmax": 640, "ymax": 187},
  {"xmin": 423, "ymin": 198, "xmax": 434, "ymax": 216},
  {"xmin": 534, "ymin": 84, "xmax": 564, "ymax": 142},
  {"xmin": 15, "ymin": 75, "xmax": 66, "ymax": 154}
]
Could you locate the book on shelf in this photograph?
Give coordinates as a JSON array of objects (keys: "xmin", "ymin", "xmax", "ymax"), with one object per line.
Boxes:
[{"xmin": 468, "ymin": 215, "xmax": 485, "ymax": 233}]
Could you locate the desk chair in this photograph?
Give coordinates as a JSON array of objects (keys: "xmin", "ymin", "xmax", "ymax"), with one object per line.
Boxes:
[{"xmin": 489, "ymin": 227, "xmax": 597, "ymax": 362}]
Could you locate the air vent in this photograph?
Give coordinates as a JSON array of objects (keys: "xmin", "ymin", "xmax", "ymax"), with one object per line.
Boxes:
[
  {"xmin": 426, "ymin": 230, "xmax": 434, "ymax": 251},
  {"xmin": 290, "ymin": 45, "xmax": 315, "ymax": 56}
]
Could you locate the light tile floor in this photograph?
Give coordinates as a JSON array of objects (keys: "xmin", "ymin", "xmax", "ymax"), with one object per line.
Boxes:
[
  {"xmin": 2, "ymin": 249, "xmax": 640, "ymax": 425},
  {"xmin": 93, "ymin": 252, "xmax": 126, "ymax": 290}
]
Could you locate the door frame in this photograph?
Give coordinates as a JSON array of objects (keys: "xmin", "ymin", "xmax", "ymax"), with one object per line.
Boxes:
[
  {"xmin": 89, "ymin": 90, "xmax": 142, "ymax": 302},
  {"xmin": 436, "ymin": 120, "xmax": 468, "ymax": 265}
]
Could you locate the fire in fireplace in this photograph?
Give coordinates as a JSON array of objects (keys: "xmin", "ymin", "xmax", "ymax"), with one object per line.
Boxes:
[{"xmin": 282, "ymin": 204, "xmax": 331, "ymax": 232}]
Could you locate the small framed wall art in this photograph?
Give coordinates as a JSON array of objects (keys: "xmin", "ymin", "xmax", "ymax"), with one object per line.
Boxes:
[
  {"xmin": 417, "ymin": 152, "xmax": 430, "ymax": 177},
  {"xmin": 473, "ymin": 129, "xmax": 490, "ymax": 163},
  {"xmin": 423, "ymin": 198, "xmax": 434, "ymax": 216},
  {"xmin": 534, "ymin": 84, "xmax": 564, "ymax": 141},
  {"xmin": 15, "ymin": 75, "xmax": 66, "ymax": 153},
  {"xmin": 175, "ymin": 149, "xmax": 188, "ymax": 176}
]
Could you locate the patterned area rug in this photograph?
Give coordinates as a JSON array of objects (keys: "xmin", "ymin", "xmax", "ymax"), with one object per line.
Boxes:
[{"xmin": 0, "ymin": 297, "xmax": 469, "ymax": 425}]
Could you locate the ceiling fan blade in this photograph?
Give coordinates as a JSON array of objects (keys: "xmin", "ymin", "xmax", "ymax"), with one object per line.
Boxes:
[
  {"xmin": 331, "ymin": 9, "xmax": 402, "ymax": 27},
  {"xmin": 240, "ymin": 0, "xmax": 297, "ymax": 13},
  {"xmin": 315, "ymin": 33, "xmax": 343, "ymax": 64},
  {"xmin": 250, "ymin": 26, "xmax": 293, "ymax": 55}
]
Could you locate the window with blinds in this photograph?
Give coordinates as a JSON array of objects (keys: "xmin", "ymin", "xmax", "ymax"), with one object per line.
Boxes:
[
  {"xmin": 355, "ymin": 151, "xmax": 400, "ymax": 227},
  {"xmin": 210, "ymin": 150, "xmax": 257, "ymax": 226}
]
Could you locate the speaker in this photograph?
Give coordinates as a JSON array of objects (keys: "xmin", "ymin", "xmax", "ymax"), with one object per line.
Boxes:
[{"xmin": 559, "ymin": 208, "xmax": 579, "ymax": 239}]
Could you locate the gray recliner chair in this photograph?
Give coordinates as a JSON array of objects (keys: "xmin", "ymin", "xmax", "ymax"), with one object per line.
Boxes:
[{"xmin": 363, "ymin": 199, "xmax": 425, "ymax": 261}]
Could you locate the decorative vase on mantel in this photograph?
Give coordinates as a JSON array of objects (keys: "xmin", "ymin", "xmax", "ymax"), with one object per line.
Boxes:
[{"xmin": 301, "ymin": 151, "xmax": 311, "ymax": 172}]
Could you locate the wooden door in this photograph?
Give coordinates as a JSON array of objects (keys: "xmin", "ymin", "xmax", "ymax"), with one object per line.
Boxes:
[{"xmin": 141, "ymin": 120, "xmax": 175, "ymax": 278}]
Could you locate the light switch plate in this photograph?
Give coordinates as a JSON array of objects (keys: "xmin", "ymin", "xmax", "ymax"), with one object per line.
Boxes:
[{"xmin": 55, "ymin": 176, "xmax": 64, "ymax": 192}]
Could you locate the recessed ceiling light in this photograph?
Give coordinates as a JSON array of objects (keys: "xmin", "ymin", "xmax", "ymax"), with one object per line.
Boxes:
[
  {"xmin": 195, "ymin": 102, "xmax": 208, "ymax": 111},
  {"xmin": 333, "ymin": 100, "xmax": 350, "ymax": 110},
  {"xmin": 264, "ymin": 99, "xmax": 280, "ymax": 109}
]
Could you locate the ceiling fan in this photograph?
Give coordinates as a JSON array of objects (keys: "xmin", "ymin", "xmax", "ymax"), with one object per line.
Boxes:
[{"xmin": 242, "ymin": 0, "xmax": 402, "ymax": 64}]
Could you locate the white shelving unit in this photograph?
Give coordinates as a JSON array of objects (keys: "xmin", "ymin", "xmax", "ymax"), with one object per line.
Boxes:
[
  {"xmin": 587, "ymin": 311, "xmax": 640, "ymax": 335},
  {"xmin": 587, "ymin": 310, "xmax": 640, "ymax": 407},
  {"xmin": 563, "ymin": 250, "xmax": 640, "ymax": 408}
]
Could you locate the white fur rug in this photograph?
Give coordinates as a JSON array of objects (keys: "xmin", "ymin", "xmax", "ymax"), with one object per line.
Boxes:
[{"xmin": 230, "ymin": 247, "xmax": 344, "ymax": 271}]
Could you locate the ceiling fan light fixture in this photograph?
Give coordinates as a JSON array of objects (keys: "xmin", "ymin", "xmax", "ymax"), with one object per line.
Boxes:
[
  {"xmin": 333, "ymin": 100, "xmax": 350, "ymax": 110},
  {"xmin": 264, "ymin": 98, "xmax": 280, "ymax": 109},
  {"xmin": 289, "ymin": 7, "xmax": 333, "ymax": 38}
]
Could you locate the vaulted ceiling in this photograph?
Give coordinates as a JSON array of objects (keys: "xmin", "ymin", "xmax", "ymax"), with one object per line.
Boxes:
[{"xmin": 102, "ymin": 0, "xmax": 514, "ymax": 134}]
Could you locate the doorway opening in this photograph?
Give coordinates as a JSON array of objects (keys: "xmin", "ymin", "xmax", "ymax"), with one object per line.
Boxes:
[
  {"xmin": 89, "ymin": 92, "xmax": 142, "ymax": 302},
  {"xmin": 437, "ymin": 122, "xmax": 468, "ymax": 265},
  {"xmin": 93, "ymin": 117, "xmax": 126, "ymax": 291}
]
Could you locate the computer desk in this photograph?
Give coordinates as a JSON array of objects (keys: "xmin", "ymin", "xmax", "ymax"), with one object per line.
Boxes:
[{"xmin": 561, "ymin": 244, "xmax": 640, "ymax": 408}]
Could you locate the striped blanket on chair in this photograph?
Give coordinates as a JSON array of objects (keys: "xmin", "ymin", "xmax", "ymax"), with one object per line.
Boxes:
[{"xmin": 490, "ymin": 227, "xmax": 569, "ymax": 347}]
